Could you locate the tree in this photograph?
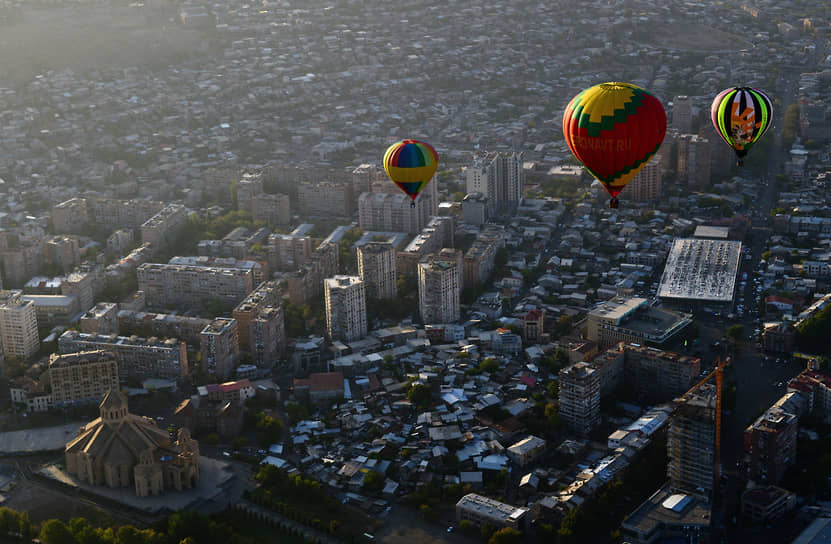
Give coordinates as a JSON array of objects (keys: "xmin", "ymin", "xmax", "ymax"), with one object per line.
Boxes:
[
  {"xmin": 256, "ymin": 412, "xmax": 284, "ymax": 447},
  {"xmin": 0, "ymin": 507, "xmax": 19, "ymax": 534},
  {"xmin": 38, "ymin": 519, "xmax": 74, "ymax": 544},
  {"xmin": 362, "ymin": 470, "xmax": 385, "ymax": 492},
  {"xmin": 796, "ymin": 304, "xmax": 831, "ymax": 355},
  {"xmin": 458, "ymin": 520, "xmax": 475, "ymax": 534},
  {"xmin": 726, "ymin": 324, "xmax": 745, "ymax": 342},
  {"xmin": 407, "ymin": 383, "xmax": 432, "ymax": 409},
  {"xmin": 488, "ymin": 527, "xmax": 523, "ymax": 544}
]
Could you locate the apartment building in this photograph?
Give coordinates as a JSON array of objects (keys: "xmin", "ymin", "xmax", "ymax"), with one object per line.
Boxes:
[
  {"xmin": 418, "ymin": 249, "xmax": 462, "ymax": 325},
  {"xmin": 463, "ymin": 225, "xmax": 506, "ymax": 287},
  {"xmin": 58, "ymin": 330, "xmax": 188, "ymax": 381},
  {"xmin": 559, "ymin": 362, "xmax": 601, "ymax": 435},
  {"xmin": 668, "ymin": 385, "xmax": 716, "ymax": 499},
  {"xmin": 267, "ymin": 232, "xmax": 314, "ymax": 271},
  {"xmin": 456, "ymin": 494, "xmax": 529, "ymax": 532},
  {"xmin": 0, "ymin": 290, "xmax": 40, "ymax": 360},
  {"xmin": 252, "ymin": 193, "xmax": 291, "ymax": 225},
  {"xmin": 80, "ymin": 302, "xmax": 119, "ymax": 335},
  {"xmin": 136, "ymin": 263, "xmax": 253, "ymax": 309},
  {"xmin": 357, "ymin": 242, "xmax": 397, "ymax": 300},
  {"xmin": 397, "ymin": 216, "xmax": 454, "ymax": 277},
  {"xmin": 744, "ymin": 406, "xmax": 798, "ymax": 485},
  {"xmin": 117, "ymin": 309, "xmax": 211, "ymax": 345},
  {"xmin": 201, "ymin": 318, "xmax": 240, "ymax": 380},
  {"xmin": 49, "ymin": 350, "xmax": 120, "ymax": 406},
  {"xmin": 250, "ymin": 306, "xmax": 286, "ymax": 368},
  {"xmin": 51, "ymin": 197, "xmax": 89, "ymax": 234},
  {"xmin": 232, "ymin": 280, "xmax": 282, "ymax": 351},
  {"xmin": 286, "ymin": 242, "xmax": 339, "ymax": 306},
  {"xmin": 140, "ymin": 203, "xmax": 187, "ymax": 249},
  {"xmin": 324, "ymin": 276, "xmax": 367, "ymax": 342}
]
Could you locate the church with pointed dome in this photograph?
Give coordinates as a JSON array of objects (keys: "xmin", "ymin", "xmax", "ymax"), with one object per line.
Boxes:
[{"xmin": 65, "ymin": 390, "xmax": 199, "ymax": 497}]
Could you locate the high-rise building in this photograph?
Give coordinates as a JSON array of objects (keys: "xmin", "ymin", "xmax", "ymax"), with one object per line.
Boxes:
[
  {"xmin": 744, "ymin": 406, "xmax": 797, "ymax": 485},
  {"xmin": 0, "ymin": 290, "xmax": 40, "ymax": 360},
  {"xmin": 622, "ymin": 156, "xmax": 663, "ymax": 202},
  {"xmin": 44, "ymin": 235, "xmax": 81, "ymax": 273},
  {"xmin": 668, "ymin": 385, "xmax": 716, "ymax": 499},
  {"xmin": 465, "ymin": 152, "xmax": 524, "ymax": 214},
  {"xmin": 286, "ymin": 242, "xmax": 339, "ymax": 306},
  {"xmin": 621, "ymin": 343, "xmax": 701, "ymax": 402},
  {"xmin": 351, "ymin": 163, "xmax": 380, "ymax": 198},
  {"xmin": 232, "ymin": 281, "xmax": 282, "ymax": 351},
  {"xmin": 358, "ymin": 187, "xmax": 437, "ymax": 235},
  {"xmin": 462, "ymin": 225, "xmax": 506, "ymax": 287},
  {"xmin": 200, "ymin": 318, "xmax": 239, "ymax": 380},
  {"xmin": 49, "ymin": 350, "xmax": 120, "ymax": 406},
  {"xmin": 1, "ymin": 238, "xmax": 44, "ymax": 286},
  {"xmin": 558, "ymin": 362, "xmax": 601, "ymax": 435},
  {"xmin": 80, "ymin": 302, "xmax": 120, "ymax": 335},
  {"xmin": 671, "ymin": 95, "xmax": 694, "ymax": 133},
  {"xmin": 51, "ymin": 198, "xmax": 89, "ymax": 234},
  {"xmin": 677, "ymin": 134, "xmax": 711, "ymax": 189},
  {"xmin": 324, "ymin": 276, "xmax": 367, "ymax": 342},
  {"xmin": 298, "ymin": 181, "xmax": 353, "ymax": 217},
  {"xmin": 418, "ymin": 249, "xmax": 461, "ymax": 324},
  {"xmin": 61, "ymin": 270, "xmax": 95, "ymax": 313},
  {"xmin": 357, "ymin": 242, "xmax": 397, "ymax": 300},
  {"xmin": 250, "ymin": 306, "xmax": 286, "ymax": 368},
  {"xmin": 140, "ymin": 204, "xmax": 187, "ymax": 250},
  {"xmin": 252, "ymin": 193, "xmax": 291, "ymax": 226},
  {"xmin": 396, "ymin": 216, "xmax": 455, "ymax": 278},
  {"xmin": 267, "ymin": 232, "xmax": 315, "ymax": 271},
  {"xmin": 235, "ymin": 172, "xmax": 264, "ymax": 210}
]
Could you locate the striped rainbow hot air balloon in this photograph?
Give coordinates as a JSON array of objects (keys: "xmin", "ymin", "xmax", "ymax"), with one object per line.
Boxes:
[
  {"xmin": 383, "ymin": 139, "xmax": 438, "ymax": 207},
  {"xmin": 563, "ymin": 82, "xmax": 666, "ymax": 208}
]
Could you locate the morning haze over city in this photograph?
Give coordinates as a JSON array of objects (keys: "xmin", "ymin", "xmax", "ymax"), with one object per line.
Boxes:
[{"xmin": 0, "ymin": 1, "xmax": 830, "ymax": 543}]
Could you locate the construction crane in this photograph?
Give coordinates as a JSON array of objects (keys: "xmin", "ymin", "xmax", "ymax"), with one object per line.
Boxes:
[{"xmin": 675, "ymin": 356, "xmax": 730, "ymax": 500}]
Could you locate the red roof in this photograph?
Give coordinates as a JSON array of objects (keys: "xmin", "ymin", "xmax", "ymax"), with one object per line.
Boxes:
[
  {"xmin": 787, "ymin": 381, "xmax": 813, "ymax": 393},
  {"xmin": 310, "ymin": 372, "xmax": 344, "ymax": 392},
  {"xmin": 765, "ymin": 295, "xmax": 794, "ymax": 306},
  {"xmin": 525, "ymin": 309, "xmax": 544, "ymax": 320},
  {"xmin": 205, "ymin": 379, "xmax": 252, "ymax": 394},
  {"xmin": 519, "ymin": 375, "xmax": 537, "ymax": 388}
]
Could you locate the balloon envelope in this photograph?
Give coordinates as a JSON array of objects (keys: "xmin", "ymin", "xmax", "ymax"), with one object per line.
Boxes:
[
  {"xmin": 562, "ymin": 82, "xmax": 666, "ymax": 200},
  {"xmin": 710, "ymin": 87, "xmax": 773, "ymax": 159},
  {"xmin": 383, "ymin": 139, "xmax": 438, "ymax": 202}
]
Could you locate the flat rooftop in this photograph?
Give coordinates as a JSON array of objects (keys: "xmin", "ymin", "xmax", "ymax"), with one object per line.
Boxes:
[
  {"xmin": 590, "ymin": 297, "xmax": 647, "ymax": 324},
  {"xmin": 693, "ymin": 225, "xmax": 730, "ymax": 239},
  {"xmin": 657, "ymin": 238, "xmax": 742, "ymax": 303},
  {"xmin": 622, "ymin": 484, "xmax": 711, "ymax": 538}
]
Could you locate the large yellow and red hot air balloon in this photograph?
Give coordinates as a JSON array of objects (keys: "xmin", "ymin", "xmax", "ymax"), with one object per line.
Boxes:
[
  {"xmin": 563, "ymin": 82, "xmax": 666, "ymax": 208},
  {"xmin": 383, "ymin": 139, "xmax": 438, "ymax": 208}
]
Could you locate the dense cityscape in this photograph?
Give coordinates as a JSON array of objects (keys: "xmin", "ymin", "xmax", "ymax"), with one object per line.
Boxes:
[{"xmin": 0, "ymin": 0, "xmax": 830, "ymax": 543}]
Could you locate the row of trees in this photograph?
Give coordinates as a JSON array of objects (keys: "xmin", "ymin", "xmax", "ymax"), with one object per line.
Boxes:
[{"xmin": 0, "ymin": 507, "xmax": 302, "ymax": 544}]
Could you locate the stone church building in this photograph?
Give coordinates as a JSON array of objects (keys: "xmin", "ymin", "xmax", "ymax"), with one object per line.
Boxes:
[{"xmin": 65, "ymin": 390, "xmax": 199, "ymax": 496}]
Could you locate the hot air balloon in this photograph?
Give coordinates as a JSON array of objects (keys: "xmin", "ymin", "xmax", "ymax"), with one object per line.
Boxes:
[
  {"xmin": 383, "ymin": 139, "xmax": 439, "ymax": 208},
  {"xmin": 710, "ymin": 87, "xmax": 773, "ymax": 167},
  {"xmin": 563, "ymin": 82, "xmax": 666, "ymax": 208}
]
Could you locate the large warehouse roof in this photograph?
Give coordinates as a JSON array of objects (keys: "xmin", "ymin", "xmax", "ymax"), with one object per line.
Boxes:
[{"xmin": 657, "ymin": 238, "xmax": 742, "ymax": 303}]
